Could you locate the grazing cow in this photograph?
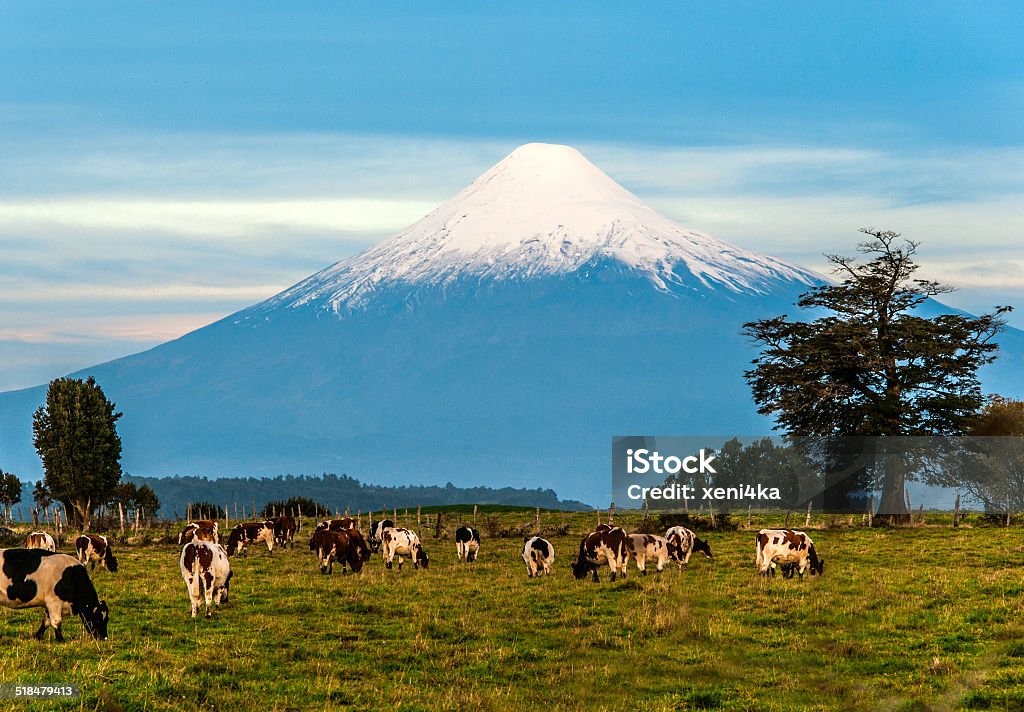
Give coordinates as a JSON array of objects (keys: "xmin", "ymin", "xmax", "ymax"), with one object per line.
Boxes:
[
  {"xmin": 178, "ymin": 520, "xmax": 219, "ymax": 546},
  {"xmin": 179, "ymin": 541, "xmax": 232, "ymax": 618},
  {"xmin": 309, "ymin": 529, "xmax": 366, "ymax": 574},
  {"xmin": 225, "ymin": 521, "xmax": 275, "ymax": 557},
  {"xmin": 271, "ymin": 515, "xmax": 297, "ymax": 548},
  {"xmin": 381, "ymin": 527, "xmax": 428, "ymax": 570},
  {"xmin": 317, "ymin": 517, "xmax": 355, "ymax": 531},
  {"xmin": 522, "ymin": 536, "xmax": 554, "ymax": 578},
  {"xmin": 755, "ymin": 529, "xmax": 825, "ymax": 578},
  {"xmin": 0, "ymin": 549, "xmax": 109, "ymax": 641},
  {"xmin": 454, "ymin": 526, "xmax": 481, "ymax": 563},
  {"xmin": 664, "ymin": 526, "xmax": 713, "ymax": 570},
  {"xmin": 625, "ymin": 534, "xmax": 672, "ymax": 575},
  {"xmin": 26, "ymin": 532, "xmax": 56, "ymax": 552},
  {"xmin": 571, "ymin": 527, "xmax": 628, "ymax": 582},
  {"xmin": 75, "ymin": 535, "xmax": 118, "ymax": 573},
  {"xmin": 368, "ymin": 519, "xmax": 394, "ymax": 553}
]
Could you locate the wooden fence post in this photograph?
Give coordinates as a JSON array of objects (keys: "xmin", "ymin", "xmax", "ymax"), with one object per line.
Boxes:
[
  {"xmin": 535, "ymin": 507, "xmax": 541, "ymax": 534},
  {"xmin": 473, "ymin": 504, "xmax": 478, "ymax": 526},
  {"xmin": 609, "ymin": 502, "xmax": 616, "ymax": 526},
  {"xmin": 805, "ymin": 500, "xmax": 812, "ymax": 528},
  {"xmin": 417, "ymin": 505, "xmax": 421, "ymax": 530},
  {"xmin": 954, "ymin": 494, "xmax": 961, "ymax": 528},
  {"xmin": 118, "ymin": 501, "xmax": 125, "ymax": 537},
  {"xmin": 868, "ymin": 495, "xmax": 874, "ymax": 528}
]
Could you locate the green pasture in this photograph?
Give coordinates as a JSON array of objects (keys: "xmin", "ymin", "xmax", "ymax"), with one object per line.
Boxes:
[{"xmin": 2, "ymin": 512, "xmax": 1024, "ymax": 710}]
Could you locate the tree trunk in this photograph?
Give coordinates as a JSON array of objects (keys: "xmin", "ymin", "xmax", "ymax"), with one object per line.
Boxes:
[{"xmin": 875, "ymin": 455, "xmax": 910, "ymax": 525}]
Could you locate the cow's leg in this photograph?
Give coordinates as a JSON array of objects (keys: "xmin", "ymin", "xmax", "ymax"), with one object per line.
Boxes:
[
  {"xmin": 46, "ymin": 601, "xmax": 64, "ymax": 642},
  {"xmin": 34, "ymin": 610, "xmax": 50, "ymax": 640}
]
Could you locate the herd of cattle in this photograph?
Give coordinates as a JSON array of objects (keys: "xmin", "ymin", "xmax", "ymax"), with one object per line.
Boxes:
[{"xmin": 1, "ymin": 514, "xmax": 824, "ymax": 641}]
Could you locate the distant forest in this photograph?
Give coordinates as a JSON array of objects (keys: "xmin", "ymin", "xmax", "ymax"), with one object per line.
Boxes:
[{"xmin": 122, "ymin": 473, "xmax": 590, "ymax": 520}]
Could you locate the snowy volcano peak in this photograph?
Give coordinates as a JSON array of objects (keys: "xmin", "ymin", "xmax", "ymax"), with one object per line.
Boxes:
[{"xmin": 257, "ymin": 143, "xmax": 819, "ymax": 315}]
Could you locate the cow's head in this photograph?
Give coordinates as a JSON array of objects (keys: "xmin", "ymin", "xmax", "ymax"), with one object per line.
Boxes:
[
  {"xmin": 104, "ymin": 546, "xmax": 119, "ymax": 573},
  {"xmin": 225, "ymin": 528, "xmax": 243, "ymax": 556},
  {"xmin": 416, "ymin": 548, "xmax": 429, "ymax": 569},
  {"xmin": 693, "ymin": 537, "xmax": 713, "ymax": 559},
  {"xmin": 809, "ymin": 547, "xmax": 825, "ymax": 576},
  {"xmin": 570, "ymin": 558, "xmax": 590, "ymax": 580},
  {"xmin": 80, "ymin": 600, "xmax": 109, "ymax": 640}
]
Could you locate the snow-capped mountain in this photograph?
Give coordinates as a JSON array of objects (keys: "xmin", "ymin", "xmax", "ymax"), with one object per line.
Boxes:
[
  {"xmin": 0, "ymin": 144, "xmax": 1020, "ymax": 504},
  {"xmin": 246, "ymin": 143, "xmax": 817, "ymax": 318}
]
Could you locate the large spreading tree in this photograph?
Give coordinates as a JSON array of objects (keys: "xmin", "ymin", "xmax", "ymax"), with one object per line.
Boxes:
[
  {"xmin": 743, "ymin": 229, "xmax": 1010, "ymax": 522},
  {"xmin": 32, "ymin": 376, "xmax": 123, "ymax": 530}
]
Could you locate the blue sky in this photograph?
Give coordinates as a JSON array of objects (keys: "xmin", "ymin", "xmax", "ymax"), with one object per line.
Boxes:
[{"xmin": 1, "ymin": 3, "xmax": 1023, "ymax": 390}]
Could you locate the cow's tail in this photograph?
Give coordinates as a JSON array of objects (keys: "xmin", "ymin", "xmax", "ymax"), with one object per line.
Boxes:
[
  {"xmin": 754, "ymin": 533, "xmax": 765, "ymax": 570},
  {"xmin": 190, "ymin": 547, "xmax": 203, "ymax": 605}
]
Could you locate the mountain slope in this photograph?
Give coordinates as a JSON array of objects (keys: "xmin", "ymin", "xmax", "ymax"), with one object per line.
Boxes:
[{"xmin": 1, "ymin": 144, "xmax": 1021, "ymax": 504}]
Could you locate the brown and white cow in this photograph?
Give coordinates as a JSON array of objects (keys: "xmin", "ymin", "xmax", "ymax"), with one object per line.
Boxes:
[
  {"xmin": 179, "ymin": 541, "xmax": 232, "ymax": 618},
  {"xmin": 317, "ymin": 517, "xmax": 355, "ymax": 532},
  {"xmin": 755, "ymin": 529, "xmax": 824, "ymax": 578},
  {"xmin": 0, "ymin": 548, "xmax": 109, "ymax": 641},
  {"xmin": 225, "ymin": 521, "xmax": 275, "ymax": 557},
  {"xmin": 309, "ymin": 528, "xmax": 366, "ymax": 575},
  {"xmin": 571, "ymin": 526, "xmax": 628, "ymax": 582},
  {"xmin": 271, "ymin": 515, "xmax": 297, "ymax": 548},
  {"xmin": 75, "ymin": 535, "xmax": 118, "ymax": 573},
  {"xmin": 26, "ymin": 532, "xmax": 56, "ymax": 552},
  {"xmin": 522, "ymin": 536, "xmax": 554, "ymax": 578},
  {"xmin": 664, "ymin": 526, "xmax": 713, "ymax": 570},
  {"xmin": 625, "ymin": 533, "xmax": 672, "ymax": 575},
  {"xmin": 178, "ymin": 520, "xmax": 219, "ymax": 546},
  {"xmin": 381, "ymin": 527, "xmax": 428, "ymax": 570}
]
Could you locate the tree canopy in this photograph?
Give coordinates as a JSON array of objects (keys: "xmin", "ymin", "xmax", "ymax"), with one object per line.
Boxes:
[
  {"xmin": 32, "ymin": 376, "xmax": 124, "ymax": 529},
  {"xmin": 743, "ymin": 230, "xmax": 1010, "ymax": 519}
]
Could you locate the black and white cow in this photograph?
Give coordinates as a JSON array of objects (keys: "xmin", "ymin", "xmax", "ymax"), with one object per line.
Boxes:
[
  {"xmin": 26, "ymin": 532, "xmax": 56, "ymax": 552},
  {"xmin": 225, "ymin": 521, "xmax": 275, "ymax": 557},
  {"xmin": 75, "ymin": 534, "xmax": 118, "ymax": 573},
  {"xmin": 368, "ymin": 519, "xmax": 394, "ymax": 553},
  {"xmin": 179, "ymin": 541, "xmax": 232, "ymax": 619},
  {"xmin": 0, "ymin": 548, "xmax": 109, "ymax": 641},
  {"xmin": 755, "ymin": 529, "xmax": 824, "ymax": 578},
  {"xmin": 381, "ymin": 527, "xmax": 428, "ymax": 570},
  {"xmin": 522, "ymin": 536, "xmax": 554, "ymax": 578},
  {"xmin": 454, "ymin": 526, "xmax": 480, "ymax": 563},
  {"xmin": 571, "ymin": 526, "xmax": 629, "ymax": 582},
  {"xmin": 664, "ymin": 526, "xmax": 713, "ymax": 570},
  {"xmin": 625, "ymin": 533, "xmax": 672, "ymax": 575}
]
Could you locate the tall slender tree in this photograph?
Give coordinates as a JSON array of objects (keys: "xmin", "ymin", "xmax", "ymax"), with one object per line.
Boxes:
[
  {"xmin": 743, "ymin": 229, "xmax": 1010, "ymax": 522},
  {"xmin": 32, "ymin": 376, "xmax": 123, "ymax": 530},
  {"xmin": 0, "ymin": 470, "xmax": 22, "ymax": 524}
]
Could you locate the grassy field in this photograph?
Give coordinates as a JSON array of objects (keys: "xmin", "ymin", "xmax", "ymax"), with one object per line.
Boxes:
[{"xmin": 3, "ymin": 512, "xmax": 1024, "ymax": 711}]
